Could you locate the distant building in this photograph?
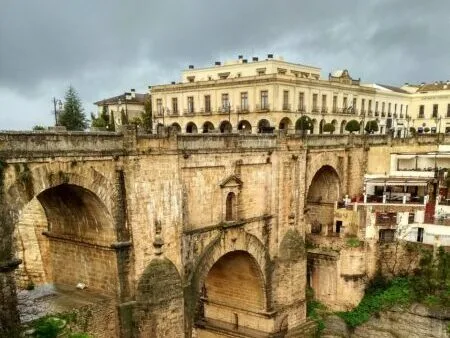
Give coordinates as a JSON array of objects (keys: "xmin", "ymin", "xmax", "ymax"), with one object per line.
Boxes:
[{"xmin": 94, "ymin": 89, "xmax": 149, "ymax": 127}]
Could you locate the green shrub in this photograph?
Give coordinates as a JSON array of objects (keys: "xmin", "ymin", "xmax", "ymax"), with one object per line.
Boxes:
[
  {"xmin": 346, "ymin": 237, "xmax": 361, "ymax": 248},
  {"xmin": 323, "ymin": 123, "xmax": 335, "ymax": 134},
  {"xmin": 345, "ymin": 119, "xmax": 360, "ymax": 133}
]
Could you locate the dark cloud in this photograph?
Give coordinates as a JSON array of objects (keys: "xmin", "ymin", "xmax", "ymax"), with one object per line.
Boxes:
[{"xmin": 0, "ymin": 0, "xmax": 449, "ymax": 129}]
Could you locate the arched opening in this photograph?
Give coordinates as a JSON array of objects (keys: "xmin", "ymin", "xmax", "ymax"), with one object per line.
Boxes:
[
  {"xmin": 258, "ymin": 119, "xmax": 272, "ymax": 134},
  {"xmin": 171, "ymin": 123, "xmax": 181, "ymax": 134},
  {"xmin": 340, "ymin": 120, "xmax": 347, "ymax": 134},
  {"xmin": 238, "ymin": 120, "xmax": 252, "ymax": 134},
  {"xmin": 186, "ymin": 122, "xmax": 198, "ymax": 134},
  {"xmin": 278, "ymin": 117, "xmax": 292, "ymax": 134},
  {"xmin": 331, "ymin": 119, "xmax": 338, "ymax": 134},
  {"xmin": 201, "ymin": 251, "xmax": 265, "ymax": 332},
  {"xmin": 219, "ymin": 120, "xmax": 232, "ymax": 133},
  {"xmin": 306, "ymin": 166, "xmax": 340, "ymax": 235},
  {"xmin": 319, "ymin": 119, "xmax": 326, "ymax": 134},
  {"xmin": 225, "ymin": 192, "xmax": 237, "ymax": 221},
  {"xmin": 202, "ymin": 121, "xmax": 215, "ymax": 133}
]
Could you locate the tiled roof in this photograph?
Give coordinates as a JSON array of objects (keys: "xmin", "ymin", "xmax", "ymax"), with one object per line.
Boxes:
[
  {"xmin": 94, "ymin": 93, "xmax": 149, "ymax": 105},
  {"xmin": 376, "ymin": 84, "xmax": 410, "ymax": 94},
  {"xmin": 417, "ymin": 82, "xmax": 450, "ymax": 92}
]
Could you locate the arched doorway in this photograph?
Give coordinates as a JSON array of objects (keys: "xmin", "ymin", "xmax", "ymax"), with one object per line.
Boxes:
[
  {"xmin": 258, "ymin": 119, "xmax": 272, "ymax": 133},
  {"xmin": 306, "ymin": 166, "xmax": 340, "ymax": 234},
  {"xmin": 331, "ymin": 119, "xmax": 338, "ymax": 134},
  {"xmin": 171, "ymin": 123, "xmax": 181, "ymax": 134},
  {"xmin": 340, "ymin": 120, "xmax": 347, "ymax": 134},
  {"xmin": 186, "ymin": 122, "xmax": 198, "ymax": 134},
  {"xmin": 319, "ymin": 119, "xmax": 326, "ymax": 134},
  {"xmin": 202, "ymin": 121, "xmax": 215, "ymax": 133},
  {"xmin": 201, "ymin": 251, "xmax": 265, "ymax": 332},
  {"xmin": 238, "ymin": 120, "xmax": 252, "ymax": 134},
  {"xmin": 219, "ymin": 121, "xmax": 232, "ymax": 133},
  {"xmin": 278, "ymin": 117, "xmax": 292, "ymax": 134}
]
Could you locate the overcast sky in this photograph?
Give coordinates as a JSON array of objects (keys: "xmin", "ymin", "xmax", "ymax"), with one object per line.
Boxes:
[{"xmin": 1, "ymin": 0, "xmax": 449, "ymax": 130}]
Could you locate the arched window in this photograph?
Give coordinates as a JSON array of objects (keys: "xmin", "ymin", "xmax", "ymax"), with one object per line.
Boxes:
[{"xmin": 226, "ymin": 192, "xmax": 237, "ymax": 221}]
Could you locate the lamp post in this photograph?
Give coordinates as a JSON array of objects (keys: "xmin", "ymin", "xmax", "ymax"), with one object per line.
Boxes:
[{"xmin": 52, "ymin": 97, "xmax": 62, "ymax": 126}]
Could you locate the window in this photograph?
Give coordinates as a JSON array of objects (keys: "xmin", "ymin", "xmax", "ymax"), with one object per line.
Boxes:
[
  {"xmin": 406, "ymin": 105, "xmax": 408, "ymax": 116},
  {"xmin": 187, "ymin": 96, "xmax": 194, "ymax": 113},
  {"xmin": 447, "ymin": 104, "xmax": 450, "ymax": 118},
  {"xmin": 283, "ymin": 90, "xmax": 289, "ymax": 110},
  {"xmin": 226, "ymin": 192, "xmax": 237, "ymax": 221},
  {"xmin": 368, "ymin": 99, "xmax": 372, "ymax": 113},
  {"xmin": 156, "ymin": 98, "xmax": 163, "ymax": 114},
  {"xmin": 343, "ymin": 97, "xmax": 348, "ymax": 109},
  {"xmin": 261, "ymin": 90, "xmax": 269, "ymax": 110},
  {"xmin": 332, "ymin": 95, "xmax": 337, "ymax": 112},
  {"xmin": 394, "ymin": 103, "xmax": 397, "ymax": 113},
  {"xmin": 382, "ymin": 102, "xmax": 385, "ymax": 113},
  {"xmin": 352, "ymin": 97, "xmax": 357, "ymax": 110},
  {"xmin": 204, "ymin": 95, "xmax": 211, "ymax": 113},
  {"xmin": 432, "ymin": 104, "xmax": 438, "ymax": 118},
  {"xmin": 417, "ymin": 227, "xmax": 424, "ymax": 243},
  {"xmin": 322, "ymin": 94, "xmax": 327, "ymax": 112},
  {"xmin": 240, "ymin": 92, "xmax": 248, "ymax": 111},
  {"xmin": 419, "ymin": 105, "xmax": 424, "ymax": 118},
  {"xmin": 312, "ymin": 93, "xmax": 318, "ymax": 111},
  {"xmin": 400, "ymin": 104, "xmax": 403, "ymax": 114},
  {"xmin": 172, "ymin": 98, "xmax": 178, "ymax": 114},
  {"xmin": 388, "ymin": 103, "xmax": 391, "ymax": 114},
  {"xmin": 298, "ymin": 92, "xmax": 305, "ymax": 111},
  {"xmin": 361, "ymin": 98, "xmax": 365, "ymax": 112},
  {"xmin": 221, "ymin": 93, "xmax": 229, "ymax": 111}
]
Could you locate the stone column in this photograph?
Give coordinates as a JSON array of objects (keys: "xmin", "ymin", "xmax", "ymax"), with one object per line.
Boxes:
[{"xmin": 111, "ymin": 168, "xmax": 134, "ymax": 338}]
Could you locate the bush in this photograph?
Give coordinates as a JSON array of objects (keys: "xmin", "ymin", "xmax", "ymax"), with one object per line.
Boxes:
[
  {"xmin": 345, "ymin": 119, "xmax": 360, "ymax": 133},
  {"xmin": 409, "ymin": 126, "xmax": 416, "ymax": 135},
  {"xmin": 346, "ymin": 237, "xmax": 361, "ymax": 248},
  {"xmin": 323, "ymin": 123, "xmax": 335, "ymax": 134},
  {"xmin": 365, "ymin": 120, "xmax": 379, "ymax": 134},
  {"xmin": 424, "ymin": 127, "xmax": 430, "ymax": 133},
  {"xmin": 32, "ymin": 125, "xmax": 46, "ymax": 131},
  {"xmin": 296, "ymin": 116, "xmax": 313, "ymax": 133}
]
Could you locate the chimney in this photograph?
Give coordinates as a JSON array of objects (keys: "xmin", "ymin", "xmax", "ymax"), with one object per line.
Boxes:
[
  {"xmin": 215, "ymin": 61, "xmax": 221, "ymax": 66},
  {"xmin": 238, "ymin": 55, "xmax": 243, "ymax": 59},
  {"xmin": 188, "ymin": 65, "xmax": 194, "ymax": 69},
  {"xmin": 130, "ymin": 89, "xmax": 136, "ymax": 98},
  {"xmin": 267, "ymin": 53, "xmax": 273, "ymax": 59},
  {"xmin": 242, "ymin": 59, "xmax": 248, "ymax": 64},
  {"xmin": 252, "ymin": 56, "xmax": 259, "ymax": 62}
]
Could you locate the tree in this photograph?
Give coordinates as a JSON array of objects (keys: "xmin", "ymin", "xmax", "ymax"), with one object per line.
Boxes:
[
  {"xmin": 295, "ymin": 116, "xmax": 313, "ymax": 134},
  {"xmin": 323, "ymin": 123, "xmax": 335, "ymax": 134},
  {"xmin": 32, "ymin": 125, "xmax": 45, "ymax": 131},
  {"xmin": 345, "ymin": 119, "xmax": 360, "ymax": 134},
  {"xmin": 409, "ymin": 127, "xmax": 416, "ymax": 136},
  {"xmin": 141, "ymin": 95, "xmax": 153, "ymax": 133},
  {"xmin": 424, "ymin": 127, "xmax": 430, "ymax": 133},
  {"xmin": 90, "ymin": 106, "xmax": 110, "ymax": 130},
  {"xmin": 365, "ymin": 120, "xmax": 379, "ymax": 134},
  {"xmin": 58, "ymin": 86, "xmax": 88, "ymax": 130}
]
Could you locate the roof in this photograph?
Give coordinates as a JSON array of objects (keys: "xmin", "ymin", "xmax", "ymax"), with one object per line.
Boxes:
[
  {"xmin": 417, "ymin": 82, "xmax": 450, "ymax": 93},
  {"xmin": 375, "ymin": 84, "xmax": 410, "ymax": 94},
  {"xmin": 94, "ymin": 93, "xmax": 149, "ymax": 106}
]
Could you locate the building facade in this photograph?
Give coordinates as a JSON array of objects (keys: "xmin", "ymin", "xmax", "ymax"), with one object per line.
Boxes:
[{"xmin": 148, "ymin": 55, "xmax": 450, "ymax": 137}]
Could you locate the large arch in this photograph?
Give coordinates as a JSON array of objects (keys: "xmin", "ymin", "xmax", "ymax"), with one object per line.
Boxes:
[
  {"xmin": 186, "ymin": 122, "xmax": 198, "ymax": 134},
  {"xmin": 202, "ymin": 121, "xmax": 215, "ymax": 133},
  {"xmin": 187, "ymin": 229, "xmax": 271, "ymax": 334},
  {"xmin": 306, "ymin": 165, "xmax": 341, "ymax": 234},
  {"xmin": 340, "ymin": 120, "xmax": 347, "ymax": 134},
  {"xmin": 319, "ymin": 119, "xmax": 326, "ymax": 134},
  {"xmin": 171, "ymin": 122, "xmax": 181, "ymax": 134},
  {"xmin": 311, "ymin": 118, "xmax": 317, "ymax": 134},
  {"xmin": 238, "ymin": 120, "xmax": 252, "ymax": 134},
  {"xmin": 278, "ymin": 117, "xmax": 292, "ymax": 134},
  {"xmin": 219, "ymin": 120, "xmax": 232, "ymax": 133}
]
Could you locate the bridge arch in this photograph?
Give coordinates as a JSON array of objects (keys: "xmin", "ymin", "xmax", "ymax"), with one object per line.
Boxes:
[{"xmin": 306, "ymin": 165, "xmax": 341, "ymax": 233}]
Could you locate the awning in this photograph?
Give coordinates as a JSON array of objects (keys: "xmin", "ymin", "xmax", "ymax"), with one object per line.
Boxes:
[{"xmin": 365, "ymin": 178, "xmax": 431, "ymax": 187}]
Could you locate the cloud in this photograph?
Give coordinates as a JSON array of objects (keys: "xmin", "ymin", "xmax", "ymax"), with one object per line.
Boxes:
[{"xmin": 0, "ymin": 0, "xmax": 449, "ymax": 129}]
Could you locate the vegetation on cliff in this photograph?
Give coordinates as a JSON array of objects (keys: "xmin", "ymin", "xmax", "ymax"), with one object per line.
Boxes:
[{"xmin": 338, "ymin": 247, "xmax": 450, "ymax": 328}]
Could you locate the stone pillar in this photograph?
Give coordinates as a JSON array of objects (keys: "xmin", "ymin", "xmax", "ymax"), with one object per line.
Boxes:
[{"xmin": 111, "ymin": 168, "xmax": 134, "ymax": 338}]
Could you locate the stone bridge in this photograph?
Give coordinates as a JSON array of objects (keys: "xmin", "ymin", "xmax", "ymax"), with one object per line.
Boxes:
[{"xmin": 0, "ymin": 129, "xmax": 442, "ymax": 337}]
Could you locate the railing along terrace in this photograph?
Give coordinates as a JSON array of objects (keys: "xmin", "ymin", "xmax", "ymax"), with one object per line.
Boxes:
[
  {"xmin": 282, "ymin": 103, "xmax": 291, "ymax": 112},
  {"xmin": 297, "ymin": 105, "xmax": 306, "ymax": 113},
  {"xmin": 255, "ymin": 103, "xmax": 270, "ymax": 111}
]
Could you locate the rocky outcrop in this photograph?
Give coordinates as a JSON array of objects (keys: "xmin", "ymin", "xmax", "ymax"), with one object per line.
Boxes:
[{"xmin": 322, "ymin": 304, "xmax": 450, "ymax": 338}]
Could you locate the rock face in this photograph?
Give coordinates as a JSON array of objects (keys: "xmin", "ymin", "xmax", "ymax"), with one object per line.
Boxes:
[{"xmin": 323, "ymin": 304, "xmax": 450, "ymax": 338}]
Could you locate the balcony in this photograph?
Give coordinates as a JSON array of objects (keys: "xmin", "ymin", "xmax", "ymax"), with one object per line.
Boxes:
[
  {"xmin": 297, "ymin": 105, "xmax": 306, "ymax": 113},
  {"xmin": 184, "ymin": 108, "xmax": 195, "ymax": 116},
  {"xmin": 218, "ymin": 106, "xmax": 233, "ymax": 115},
  {"xmin": 199, "ymin": 108, "xmax": 212, "ymax": 116},
  {"xmin": 282, "ymin": 103, "xmax": 292, "ymax": 112},
  {"xmin": 418, "ymin": 114, "xmax": 424, "ymax": 119},
  {"xmin": 236, "ymin": 105, "xmax": 250, "ymax": 114},
  {"xmin": 171, "ymin": 110, "xmax": 179, "ymax": 117},
  {"xmin": 321, "ymin": 107, "xmax": 328, "ymax": 114},
  {"xmin": 367, "ymin": 110, "xmax": 374, "ymax": 117},
  {"xmin": 255, "ymin": 103, "xmax": 270, "ymax": 112},
  {"xmin": 375, "ymin": 111, "xmax": 379, "ymax": 117},
  {"xmin": 381, "ymin": 112, "xmax": 386, "ymax": 118},
  {"xmin": 360, "ymin": 109, "xmax": 366, "ymax": 116},
  {"xmin": 312, "ymin": 106, "xmax": 320, "ymax": 113}
]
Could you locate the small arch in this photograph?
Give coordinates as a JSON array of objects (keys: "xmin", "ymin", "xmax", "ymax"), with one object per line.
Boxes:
[
  {"xmin": 219, "ymin": 120, "xmax": 232, "ymax": 133},
  {"xmin": 186, "ymin": 122, "xmax": 198, "ymax": 134},
  {"xmin": 202, "ymin": 121, "xmax": 215, "ymax": 133},
  {"xmin": 225, "ymin": 192, "xmax": 237, "ymax": 221},
  {"xmin": 258, "ymin": 119, "xmax": 272, "ymax": 134},
  {"xmin": 238, "ymin": 120, "xmax": 252, "ymax": 134},
  {"xmin": 278, "ymin": 117, "xmax": 292, "ymax": 133},
  {"xmin": 171, "ymin": 122, "xmax": 181, "ymax": 134},
  {"xmin": 340, "ymin": 120, "xmax": 347, "ymax": 134},
  {"xmin": 319, "ymin": 119, "xmax": 326, "ymax": 134}
]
